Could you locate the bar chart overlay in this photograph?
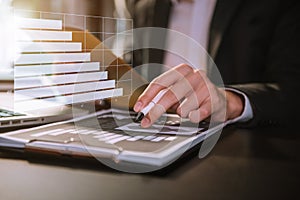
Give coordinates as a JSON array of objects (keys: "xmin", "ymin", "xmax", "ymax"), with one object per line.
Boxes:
[{"xmin": 13, "ymin": 10, "xmax": 133, "ymax": 112}]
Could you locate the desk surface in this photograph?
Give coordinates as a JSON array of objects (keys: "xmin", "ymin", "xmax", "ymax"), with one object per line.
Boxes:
[{"xmin": 0, "ymin": 126, "xmax": 299, "ymax": 200}]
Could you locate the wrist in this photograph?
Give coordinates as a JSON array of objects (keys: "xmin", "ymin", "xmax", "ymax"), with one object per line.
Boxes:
[{"xmin": 225, "ymin": 90, "xmax": 244, "ymax": 120}]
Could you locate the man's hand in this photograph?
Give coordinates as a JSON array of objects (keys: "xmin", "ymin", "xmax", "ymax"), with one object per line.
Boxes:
[{"xmin": 133, "ymin": 64, "xmax": 244, "ymax": 127}]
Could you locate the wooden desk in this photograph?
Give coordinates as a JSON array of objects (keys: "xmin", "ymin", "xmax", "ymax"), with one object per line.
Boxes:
[{"xmin": 0, "ymin": 126, "xmax": 299, "ymax": 200}]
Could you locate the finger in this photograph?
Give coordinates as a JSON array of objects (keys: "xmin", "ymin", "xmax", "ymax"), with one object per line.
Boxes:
[
  {"xmin": 141, "ymin": 104, "xmax": 166, "ymax": 127},
  {"xmin": 169, "ymin": 102, "xmax": 180, "ymax": 113},
  {"xmin": 140, "ymin": 86, "xmax": 181, "ymax": 127},
  {"xmin": 140, "ymin": 71, "xmax": 199, "ymax": 127},
  {"xmin": 134, "ymin": 64, "xmax": 194, "ymax": 112},
  {"xmin": 133, "ymin": 82, "xmax": 164, "ymax": 112},
  {"xmin": 157, "ymin": 69, "xmax": 206, "ymax": 114},
  {"xmin": 156, "ymin": 85, "xmax": 188, "ymax": 112},
  {"xmin": 176, "ymin": 82, "xmax": 209, "ymax": 117},
  {"xmin": 188, "ymin": 101, "xmax": 212, "ymax": 123},
  {"xmin": 161, "ymin": 69, "xmax": 212, "ymax": 122},
  {"xmin": 140, "ymin": 79, "xmax": 191, "ymax": 126},
  {"xmin": 154, "ymin": 63, "xmax": 194, "ymax": 86},
  {"xmin": 140, "ymin": 69, "xmax": 206, "ymax": 124}
]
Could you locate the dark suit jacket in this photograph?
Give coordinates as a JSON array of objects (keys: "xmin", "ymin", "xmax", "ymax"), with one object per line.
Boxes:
[{"xmin": 126, "ymin": 0, "xmax": 300, "ymax": 127}]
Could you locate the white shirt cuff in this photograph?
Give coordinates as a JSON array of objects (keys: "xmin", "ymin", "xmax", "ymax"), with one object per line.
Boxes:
[{"xmin": 225, "ymin": 88, "xmax": 254, "ymax": 125}]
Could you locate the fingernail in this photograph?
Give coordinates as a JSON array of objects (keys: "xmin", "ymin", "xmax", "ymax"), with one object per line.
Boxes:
[
  {"xmin": 134, "ymin": 101, "xmax": 142, "ymax": 112},
  {"xmin": 141, "ymin": 118, "xmax": 151, "ymax": 127}
]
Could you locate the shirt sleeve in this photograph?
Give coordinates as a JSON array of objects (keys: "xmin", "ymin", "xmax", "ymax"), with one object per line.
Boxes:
[{"xmin": 225, "ymin": 88, "xmax": 254, "ymax": 125}]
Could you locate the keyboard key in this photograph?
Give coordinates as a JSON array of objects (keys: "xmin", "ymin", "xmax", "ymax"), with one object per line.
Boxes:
[
  {"xmin": 70, "ymin": 129, "xmax": 103, "ymax": 134},
  {"xmin": 98, "ymin": 134, "xmax": 121, "ymax": 141},
  {"xmin": 166, "ymin": 120, "xmax": 174, "ymax": 125},
  {"xmin": 49, "ymin": 129, "xmax": 73, "ymax": 136},
  {"xmin": 92, "ymin": 131, "xmax": 108, "ymax": 135},
  {"xmin": 143, "ymin": 135, "xmax": 156, "ymax": 141},
  {"xmin": 151, "ymin": 136, "xmax": 166, "ymax": 142},
  {"xmin": 69, "ymin": 130, "xmax": 79, "ymax": 134},
  {"xmin": 106, "ymin": 136, "xmax": 131, "ymax": 144},
  {"xmin": 31, "ymin": 129, "xmax": 64, "ymax": 137},
  {"xmin": 126, "ymin": 135, "xmax": 145, "ymax": 141},
  {"xmin": 77, "ymin": 129, "xmax": 94, "ymax": 135},
  {"xmin": 164, "ymin": 136, "xmax": 177, "ymax": 141},
  {"xmin": 93, "ymin": 133, "xmax": 113, "ymax": 138}
]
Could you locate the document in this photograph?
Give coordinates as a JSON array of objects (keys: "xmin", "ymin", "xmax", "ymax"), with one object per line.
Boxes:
[{"xmin": 0, "ymin": 108, "xmax": 223, "ymax": 171}]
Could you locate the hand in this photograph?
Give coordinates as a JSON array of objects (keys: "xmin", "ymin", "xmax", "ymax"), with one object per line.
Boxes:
[{"xmin": 133, "ymin": 64, "xmax": 244, "ymax": 127}]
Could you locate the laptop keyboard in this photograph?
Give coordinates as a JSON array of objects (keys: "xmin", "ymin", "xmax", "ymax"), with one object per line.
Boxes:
[{"xmin": 0, "ymin": 109, "xmax": 26, "ymax": 118}]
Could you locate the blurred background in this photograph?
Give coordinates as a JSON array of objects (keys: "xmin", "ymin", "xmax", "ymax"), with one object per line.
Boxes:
[
  {"xmin": 13, "ymin": 0, "xmax": 116, "ymax": 18},
  {"xmin": 0, "ymin": 0, "xmax": 129, "ymax": 92}
]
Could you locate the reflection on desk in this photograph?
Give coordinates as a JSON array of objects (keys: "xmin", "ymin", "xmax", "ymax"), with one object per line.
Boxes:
[{"xmin": 0, "ymin": 126, "xmax": 299, "ymax": 200}]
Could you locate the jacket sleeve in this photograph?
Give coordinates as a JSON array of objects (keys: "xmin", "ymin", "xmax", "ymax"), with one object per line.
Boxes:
[{"xmin": 229, "ymin": 1, "xmax": 300, "ymax": 128}]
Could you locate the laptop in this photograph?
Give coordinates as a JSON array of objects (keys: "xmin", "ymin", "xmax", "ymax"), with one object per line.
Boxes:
[{"xmin": 0, "ymin": 92, "xmax": 88, "ymax": 131}]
